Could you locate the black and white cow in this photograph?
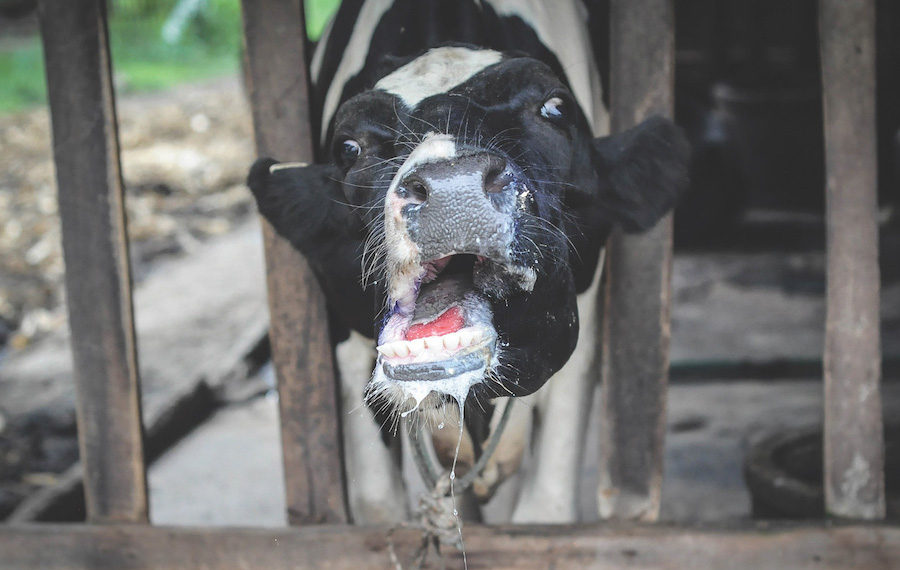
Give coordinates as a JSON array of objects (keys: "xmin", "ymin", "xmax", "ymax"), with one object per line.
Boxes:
[{"xmin": 248, "ymin": 0, "xmax": 689, "ymax": 524}]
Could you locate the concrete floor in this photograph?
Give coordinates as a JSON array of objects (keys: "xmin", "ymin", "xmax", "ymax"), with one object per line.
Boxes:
[
  {"xmin": 149, "ymin": 391, "xmax": 286, "ymax": 527},
  {"xmin": 147, "ymin": 252, "xmax": 900, "ymax": 526},
  {"xmin": 148, "ymin": 377, "xmax": 896, "ymax": 526}
]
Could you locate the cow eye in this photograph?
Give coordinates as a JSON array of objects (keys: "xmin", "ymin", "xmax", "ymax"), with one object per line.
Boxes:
[
  {"xmin": 337, "ymin": 138, "xmax": 361, "ymax": 165},
  {"xmin": 540, "ymin": 96, "xmax": 569, "ymax": 125}
]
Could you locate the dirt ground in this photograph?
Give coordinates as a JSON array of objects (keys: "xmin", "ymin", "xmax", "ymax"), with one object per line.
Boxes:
[
  {"xmin": 0, "ymin": 75, "xmax": 256, "ymax": 518},
  {"xmin": 0, "ymin": 75, "xmax": 256, "ymax": 350}
]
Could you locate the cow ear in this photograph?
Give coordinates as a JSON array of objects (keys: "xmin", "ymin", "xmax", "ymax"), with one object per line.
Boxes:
[
  {"xmin": 247, "ymin": 158, "xmax": 380, "ymax": 338},
  {"xmin": 592, "ymin": 116, "xmax": 691, "ymax": 232},
  {"xmin": 246, "ymin": 158, "xmax": 350, "ymax": 254}
]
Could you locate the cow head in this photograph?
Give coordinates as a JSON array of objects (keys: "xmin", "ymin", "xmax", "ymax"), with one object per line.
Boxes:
[{"xmin": 248, "ymin": 46, "xmax": 689, "ymax": 418}]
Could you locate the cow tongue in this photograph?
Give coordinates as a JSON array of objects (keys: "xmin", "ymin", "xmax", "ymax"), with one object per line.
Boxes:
[
  {"xmin": 409, "ymin": 274, "xmax": 470, "ymax": 331},
  {"xmin": 407, "ymin": 305, "xmax": 464, "ymax": 340},
  {"xmin": 408, "ymin": 273, "xmax": 492, "ymax": 339}
]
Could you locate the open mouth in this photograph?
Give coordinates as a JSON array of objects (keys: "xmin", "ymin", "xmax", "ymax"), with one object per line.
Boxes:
[{"xmin": 367, "ymin": 255, "xmax": 500, "ymax": 414}]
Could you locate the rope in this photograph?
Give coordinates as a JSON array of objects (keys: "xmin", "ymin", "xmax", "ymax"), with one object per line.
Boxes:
[
  {"xmin": 410, "ymin": 398, "xmax": 516, "ymax": 495},
  {"xmin": 394, "ymin": 399, "xmax": 516, "ymax": 569},
  {"xmin": 411, "ymin": 422, "xmax": 440, "ymax": 490}
]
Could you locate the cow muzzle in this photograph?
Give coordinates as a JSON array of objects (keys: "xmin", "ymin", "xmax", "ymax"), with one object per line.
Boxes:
[
  {"xmin": 367, "ymin": 134, "xmax": 535, "ymax": 415},
  {"xmin": 401, "ymin": 151, "xmax": 515, "ymax": 261}
]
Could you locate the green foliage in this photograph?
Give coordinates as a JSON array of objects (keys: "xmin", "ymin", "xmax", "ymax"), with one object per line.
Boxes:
[
  {"xmin": 0, "ymin": 37, "xmax": 45, "ymax": 112},
  {"xmin": 0, "ymin": 0, "xmax": 339, "ymax": 115},
  {"xmin": 306, "ymin": 0, "xmax": 339, "ymax": 41},
  {"xmin": 106, "ymin": 0, "xmax": 244, "ymax": 93}
]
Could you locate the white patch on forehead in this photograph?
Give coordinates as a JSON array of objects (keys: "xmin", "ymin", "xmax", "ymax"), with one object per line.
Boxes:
[
  {"xmin": 383, "ymin": 133, "xmax": 458, "ymax": 306},
  {"xmin": 375, "ymin": 46, "xmax": 504, "ymax": 109},
  {"xmin": 394, "ymin": 132, "xmax": 458, "ymax": 181}
]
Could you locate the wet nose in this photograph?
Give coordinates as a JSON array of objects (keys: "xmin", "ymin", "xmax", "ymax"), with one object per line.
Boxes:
[
  {"xmin": 399, "ymin": 152, "xmax": 516, "ymax": 260},
  {"xmin": 398, "ymin": 153, "xmax": 509, "ymax": 204}
]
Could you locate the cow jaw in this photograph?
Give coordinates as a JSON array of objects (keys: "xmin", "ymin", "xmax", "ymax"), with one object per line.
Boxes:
[{"xmin": 368, "ymin": 262, "xmax": 500, "ymax": 417}]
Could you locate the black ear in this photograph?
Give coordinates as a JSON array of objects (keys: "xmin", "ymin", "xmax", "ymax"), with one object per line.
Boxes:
[
  {"xmin": 592, "ymin": 116, "xmax": 691, "ymax": 232},
  {"xmin": 247, "ymin": 158, "xmax": 352, "ymax": 254},
  {"xmin": 247, "ymin": 159, "xmax": 378, "ymax": 338}
]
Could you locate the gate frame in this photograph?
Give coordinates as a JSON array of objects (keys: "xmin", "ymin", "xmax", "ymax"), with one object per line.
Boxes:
[{"xmin": 1, "ymin": 0, "xmax": 894, "ymax": 568}]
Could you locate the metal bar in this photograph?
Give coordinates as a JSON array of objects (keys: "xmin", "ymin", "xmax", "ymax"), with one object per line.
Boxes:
[
  {"xmin": 36, "ymin": 0, "xmax": 148, "ymax": 524},
  {"xmin": 2, "ymin": 523, "xmax": 899, "ymax": 570},
  {"xmin": 240, "ymin": 0, "xmax": 349, "ymax": 524},
  {"xmin": 597, "ymin": 0, "xmax": 675, "ymax": 522},
  {"xmin": 819, "ymin": 0, "xmax": 885, "ymax": 519}
]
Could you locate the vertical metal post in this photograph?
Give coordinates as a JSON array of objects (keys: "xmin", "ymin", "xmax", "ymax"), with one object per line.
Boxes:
[
  {"xmin": 598, "ymin": 0, "xmax": 675, "ymax": 521},
  {"xmin": 37, "ymin": 0, "xmax": 148, "ymax": 523},
  {"xmin": 241, "ymin": 0, "xmax": 349, "ymax": 524},
  {"xmin": 819, "ymin": 0, "xmax": 885, "ymax": 520}
]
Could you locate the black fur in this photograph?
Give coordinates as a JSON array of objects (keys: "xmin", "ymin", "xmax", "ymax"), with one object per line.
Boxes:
[
  {"xmin": 247, "ymin": 159, "xmax": 378, "ymax": 338},
  {"xmin": 593, "ymin": 116, "xmax": 691, "ymax": 233}
]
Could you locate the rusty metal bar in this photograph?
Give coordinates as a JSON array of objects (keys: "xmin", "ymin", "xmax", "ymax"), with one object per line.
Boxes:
[
  {"xmin": 240, "ymin": 0, "xmax": 349, "ymax": 524},
  {"xmin": 36, "ymin": 0, "xmax": 148, "ymax": 523},
  {"xmin": 598, "ymin": 0, "xmax": 675, "ymax": 522},
  {"xmin": 819, "ymin": 0, "xmax": 885, "ymax": 519}
]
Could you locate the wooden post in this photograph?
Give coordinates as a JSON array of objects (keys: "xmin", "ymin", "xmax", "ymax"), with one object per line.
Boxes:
[
  {"xmin": 37, "ymin": 0, "xmax": 148, "ymax": 523},
  {"xmin": 819, "ymin": 0, "xmax": 885, "ymax": 519},
  {"xmin": 2, "ymin": 523, "xmax": 900, "ymax": 570},
  {"xmin": 240, "ymin": 0, "xmax": 349, "ymax": 524},
  {"xmin": 598, "ymin": 0, "xmax": 675, "ymax": 521}
]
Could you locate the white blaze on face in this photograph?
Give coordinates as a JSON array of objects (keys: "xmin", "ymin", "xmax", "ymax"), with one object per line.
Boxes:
[
  {"xmin": 383, "ymin": 133, "xmax": 459, "ymax": 308},
  {"xmin": 375, "ymin": 46, "xmax": 504, "ymax": 109}
]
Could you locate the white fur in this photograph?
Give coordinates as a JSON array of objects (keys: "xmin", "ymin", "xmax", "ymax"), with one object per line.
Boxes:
[
  {"xmin": 383, "ymin": 133, "xmax": 457, "ymax": 305},
  {"xmin": 375, "ymin": 46, "xmax": 504, "ymax": 109},
  {"xmin": 470, "ymin": 396, "xmax": 534, "ymax": 502},
  {"xmin": 315, "ymin": 0, "xmax": 394, "ymax": 145},
  {"xmin": 312, "ymin": 0, "xmax": 607, "ymax": 142}
]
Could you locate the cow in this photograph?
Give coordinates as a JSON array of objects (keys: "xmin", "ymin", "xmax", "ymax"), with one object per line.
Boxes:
[{"xmin": 247, "ymin": 0, "xmax": 689, "ymax": 525}]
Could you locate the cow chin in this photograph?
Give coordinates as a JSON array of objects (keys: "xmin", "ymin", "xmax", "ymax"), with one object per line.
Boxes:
[{"xmin": 365, "ymin": 253, "xmax": 536, "ymax": 418}]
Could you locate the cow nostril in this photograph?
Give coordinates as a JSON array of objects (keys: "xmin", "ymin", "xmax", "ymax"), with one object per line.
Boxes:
[
  {"xmin": 483, "ymin": 160, "xmax": 510, "ymax": 195},
  {"xmin": 399, "ymin": 176, "xmax": 428, "ymax": 203}
]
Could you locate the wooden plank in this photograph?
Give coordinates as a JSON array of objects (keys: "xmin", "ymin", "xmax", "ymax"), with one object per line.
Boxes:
[
  {"xmin": 819, "ymin": 0, "xmax": 885, "ymax": 519},
  {"xmin": 36, "ymin": 0, "xmax": 147, "ymax": 523},
  {"xmin": 598, "ymin": 0, "xmax": 675, "ymax": 521},
  {"xmin": 240, "ymin": 0, "xmax": 349, "ymax": 524},
  {"xmin": 1, "ymin": 523, "xmax": 899, "ymax": 570}
]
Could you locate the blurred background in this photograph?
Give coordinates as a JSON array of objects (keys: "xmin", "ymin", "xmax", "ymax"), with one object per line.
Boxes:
[{"xmin": 0, "ymin": 0, "xmax": 337, "ymax": 350}]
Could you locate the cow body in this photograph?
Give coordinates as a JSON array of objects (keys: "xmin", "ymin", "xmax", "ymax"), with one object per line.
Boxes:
[{"xmin": 248, "ymin": 0, "xmax": 689, "ymax": 524}]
